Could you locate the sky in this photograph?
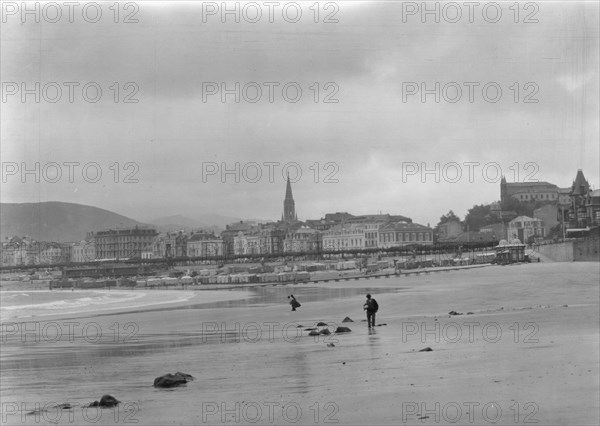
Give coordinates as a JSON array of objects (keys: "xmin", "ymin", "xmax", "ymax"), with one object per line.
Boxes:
[{"xmin": 1, "ymin": 0, "xmax": 599, "ymax": 227}]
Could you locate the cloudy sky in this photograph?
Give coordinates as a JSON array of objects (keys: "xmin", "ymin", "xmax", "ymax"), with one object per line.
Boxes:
[{"xmin": 2, "ymin": 1, "xmax": 598, "ymax": 226}]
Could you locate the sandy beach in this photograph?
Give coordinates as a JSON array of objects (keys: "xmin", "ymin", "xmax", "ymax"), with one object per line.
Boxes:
[{"xmin": 1, "ymin": 262, "xmax": 598, "ymax": 425}]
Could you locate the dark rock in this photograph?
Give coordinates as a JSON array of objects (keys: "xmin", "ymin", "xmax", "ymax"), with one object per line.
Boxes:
[
  {"xmin": 466, "ymin": 312, "xmax": 474, "ymax": 315},
  {"xmin": 319, "ymin": 328, "xmax": 331, "ymax": 335},
  {"xmin": 418, "ymin": 347, "xmax": 433, "ymax": 352},
  {"xmin": 448, "ymin": 310, "xmax": 463, "ymax": 316},
  {"xmin": 316, "ymin": 322, "xmax": 327, "ymax": 327},
  {"xmin": 174, "ymin": 372, "xmax": 194, "ymax": 381},
  {"xmin": 154, "ymin": 372, "xmax": 194, "ymax": 388},
  {"xmin": 376, "ymin": 323, "xmax": 387, "ymax": 326},
  {"xmin": 88, "ymin": 395, "xmax": 120, "ymax": 408},
  {"xmin": 335, "ymin": 326, "xmax": 352, "ymax": 333},
  {"xmin": 308, "ymin": 330, "xmax": 320, "ymax": 336},
  {"xmin": 304, "ymin": 328, "xmax": 317, "ymax": 331},
  {"xmin": 296, "ymin": 325, "xmax": 304, "ymax": 327},
  {"xmin": 327, "ymin": 343, "xmax": 335, "ymax": 347},
  {"xmin": 342, "ymin": 317, "xmax": 354, "ymax": 323},
  {"xmin": 99, "ymin": 395, "xmax": 120, "ymax": 407}
]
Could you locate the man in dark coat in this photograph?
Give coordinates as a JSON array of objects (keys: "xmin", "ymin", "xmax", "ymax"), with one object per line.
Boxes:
[{"xmin": 363, "ymin": 294, "xmax": 379, "ymax": 328}]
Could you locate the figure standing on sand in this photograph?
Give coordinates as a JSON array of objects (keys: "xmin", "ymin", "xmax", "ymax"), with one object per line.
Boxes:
[
  {"xmin": 363, "ymin": 294, "xmax": 379, "ymax": 328},
  {"xmin": 288, "ymin": 295, "xmax": 301, "ymax": 311}
]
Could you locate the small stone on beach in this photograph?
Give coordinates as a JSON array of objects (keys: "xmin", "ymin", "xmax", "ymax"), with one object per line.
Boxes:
[
  {"xmin": 154, "ymin": 372, "xmax": 194, "ymax": 388},
  {"xmin": 419, "ymin": 347, "xmax": 433, "ymax": 352}
]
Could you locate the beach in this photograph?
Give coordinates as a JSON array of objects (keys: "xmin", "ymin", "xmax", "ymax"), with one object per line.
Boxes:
[{"xmin": 1, "ymin": 262, "xmax": 598, "ymax": 425}]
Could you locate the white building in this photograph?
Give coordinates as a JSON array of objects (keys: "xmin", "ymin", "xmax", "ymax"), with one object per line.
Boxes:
[
  {"xmin": 508, "ymin": 216, "xmax": 545, "ymax": 243},
  {"xmin": 322, "ymin": 224, "xmax": 365, "ymax": 251}
]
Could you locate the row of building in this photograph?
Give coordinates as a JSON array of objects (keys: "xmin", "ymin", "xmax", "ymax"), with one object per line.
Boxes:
[
  {"xmin": 2, "ymin": 171, "xmax": 596, "ymax": 266},
  {"xmin": 0, "ymin": 217, "xmax": 435, "ymax": 266},
  {"xmin": 501, "ymin": 169, "xmax": 599, "ymax": 230},
  {"xmin": 1, "ymin": 237, "xmax": 95, "ymax": 266},
  {"xmin": 438, "ymin": 169, "xmax": 600, "ymax": 244}
]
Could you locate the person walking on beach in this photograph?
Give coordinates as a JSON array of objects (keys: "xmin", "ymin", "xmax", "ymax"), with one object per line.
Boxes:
[
  {"xmin": 363, "ymin": 294, "xmax": 379, "ymax": 328},
  {"xmin": 288, "ymin": 294, "xmax": 301, "ymax": 311}
]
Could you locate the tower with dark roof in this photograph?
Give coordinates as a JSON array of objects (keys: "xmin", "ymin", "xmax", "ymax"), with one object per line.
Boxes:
[{"xmin": 282, "ymin": 175, "xmax": 297, "ymax": 222}]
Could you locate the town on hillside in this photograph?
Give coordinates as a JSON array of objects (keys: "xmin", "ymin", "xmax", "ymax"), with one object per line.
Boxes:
[{"xmin": 1, "ymin": 170, "xmax": 599, "ymax": 285}]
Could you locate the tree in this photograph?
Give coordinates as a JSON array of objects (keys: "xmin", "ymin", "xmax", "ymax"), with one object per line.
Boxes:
[
  {"xmin": 436, "ymin": 210, "xmax": 461, "ymax": 227},
  {"xmin": 434, "ymin": 210, "xmax": 462, "ymax": 238},
  {"xmin": 464, "ymin": 204, "xmax": 497, "ymax": 232},
  {"xmin": 502, "ymin": 196, "xmax": 555, "ymax": 218}
]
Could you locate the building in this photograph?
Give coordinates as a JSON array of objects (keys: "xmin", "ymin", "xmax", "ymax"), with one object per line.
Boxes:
[
  {"xmin": 500, "ymin": 176, "xmax": 559, "ymax": 204},
  {"xmin": 282, "ymin": 175, "xmax": 298, "ymax": 222},
  {"xmin": 304, "ymin": 218, "xmax": 337, "ymax": 232},
  {"xmin": 586, "ymin": 189, "xmax": 600, "ymax": 228},
  {"xmin": 187, "ymin": 232, "xmax": 223, "ymax": 257},
  {"xmin": 558, "ymin": 187, "xmax": 571, "ymax": 206},
  {"xmin": 345, "ymin": 214, "xmax": 411, "ymax": 248},
  {"xmin": 533, "ymin": 204, "xmax": 559, "ymax": 237},
  {"xmin": 378, "ymin": 222, "xmax": 434, "ymax": 248},
  {"xmin": 323, "ymin": 212, "xmax": 354, "ymax": 223},
  {"xmin": 1, "ymin": 237, "xmax": 38, "ymax": 266},
  {"xmin": 479, "ymin": 223, "xmax": 507, "ymax": 241},
  {"xmin": 284, "ymin": 225, "xmax": 322, "ymax": 253},
  {"xmin": 164, "ymin": 231, "xmax": 189, "ymax": 258},
  {"xmin": 258, "ymin": 225, "xmax": 286, "ymax": 255},
  {"xmin": 322, "ymin": 223, "xmax": 366, "ymax": 251},
  {"xmin": 437, "ymin": 220, "xmax": 463, "ymax": 241},
  {"xmin": 232, "ymin": 223, "xmax": 286, "ymax": 256},
  {"xmin": 567, "ymin": 169, "xmax": 591, "ymax": 229},
  {"xmin": 221, "ymin": 221, "xmax": 255, "ymax": 256},
  {"xmin": 69, "ymin": 240, "xmax": 96, "ymax": 263},
  {"xmin": 495, "ymin": 240, "xmax": 526, "ymax": 264},
  {"xmin": 508, "ymin": 216, "xmax": 544, "ymax": 243},
  {"xmin": 234, "ymin": 229, "xmax": 261, "ymax": 255},
  {"xmin": 38, "ymin": 243, "xmax": 69, "ymax": 264},
  {"xmin": 93, "ymin": 226, "xmax": 158, "ymax": 259}
]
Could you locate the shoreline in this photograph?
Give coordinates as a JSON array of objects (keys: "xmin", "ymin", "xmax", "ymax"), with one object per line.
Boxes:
[
  {"xmin": 0, "ymin": 262, "xmax": 598, "ymax": 425},
  {"xmin": 1, "ymin": 263, "xmax": 495, "ymax": 293}
]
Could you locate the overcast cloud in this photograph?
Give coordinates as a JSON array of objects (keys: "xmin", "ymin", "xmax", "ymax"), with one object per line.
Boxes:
[{"xmin": 1, "ymin": 1, "xmax": 598, "ymax": 226}]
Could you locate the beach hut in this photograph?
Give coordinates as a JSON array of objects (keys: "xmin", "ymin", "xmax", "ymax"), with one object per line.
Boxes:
[
  {"xmin": 495, "ymin": 240, "xmax": 526, "ymax": 264},
  {"xmin": 180, "ymin": 276, "xmax": 193, "ymax": 285}
]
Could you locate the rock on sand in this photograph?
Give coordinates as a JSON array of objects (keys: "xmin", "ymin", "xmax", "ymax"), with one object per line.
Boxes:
[{"xmin": 154, "ymin": 372, "xmax": 194, "ymax": 388}]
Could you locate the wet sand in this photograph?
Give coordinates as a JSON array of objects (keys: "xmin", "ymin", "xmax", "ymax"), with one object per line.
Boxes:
[{"xmin": 1, "ymin": 262, "xmax": 598, "ymax": 425}]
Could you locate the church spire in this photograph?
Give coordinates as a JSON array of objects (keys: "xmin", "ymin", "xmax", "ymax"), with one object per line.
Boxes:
[{"xmin": 283, "ymin": 175, "xmax": 296, "ymax": 222}]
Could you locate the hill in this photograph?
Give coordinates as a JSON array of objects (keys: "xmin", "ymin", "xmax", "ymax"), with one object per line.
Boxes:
[{"xmin": 0, "ymin": 202, "xmax": 147, "ymax": 242}]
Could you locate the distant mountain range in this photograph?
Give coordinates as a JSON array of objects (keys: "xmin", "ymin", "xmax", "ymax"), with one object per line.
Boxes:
[
  {"xmin": 149, "ymin": 213, "xmax": 242, "ymax": 232},
  {"xmin": 0, "ymin": 202, "xmax": 242, "ymax": 242}
]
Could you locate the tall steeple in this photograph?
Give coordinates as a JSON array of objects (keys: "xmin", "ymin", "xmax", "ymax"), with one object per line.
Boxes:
[{"xmin": 283, "ymin": 175, "xmax": 297, "ymax": 222}]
